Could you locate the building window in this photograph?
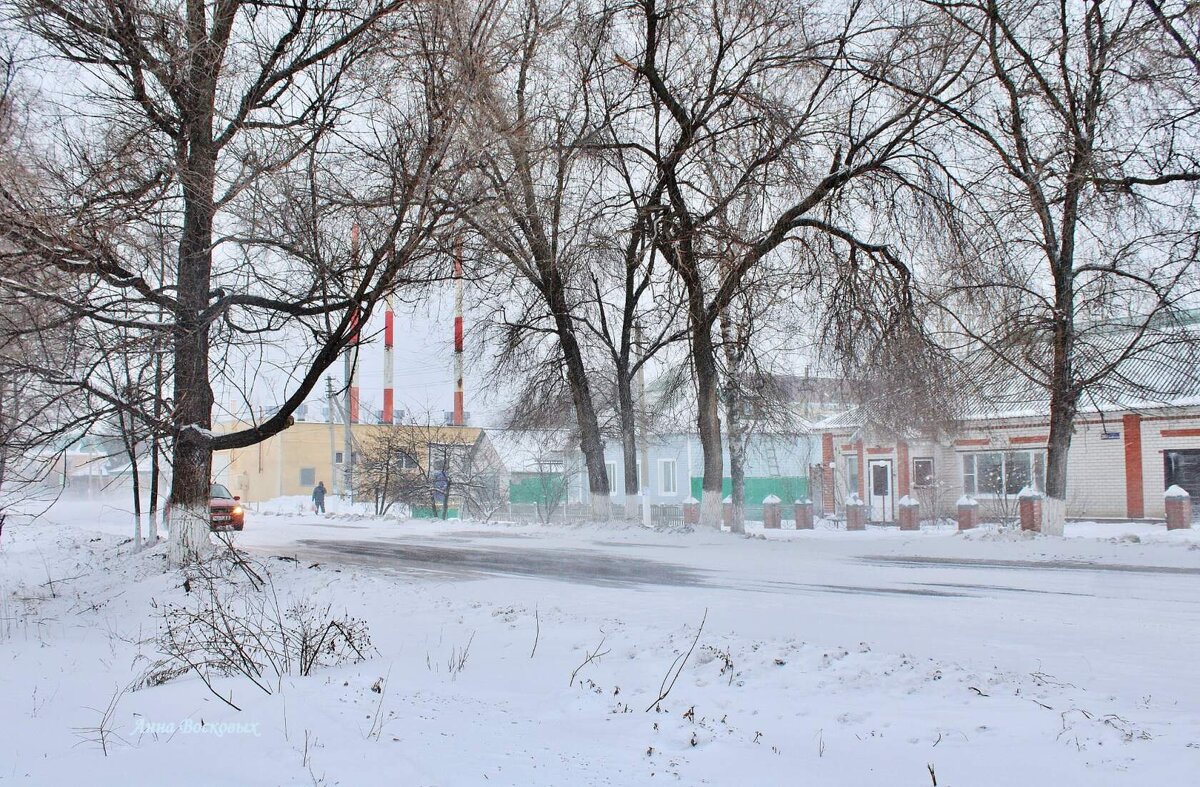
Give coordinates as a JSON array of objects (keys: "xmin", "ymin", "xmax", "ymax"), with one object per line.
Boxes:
[
  {"xmin": 334, "ymin": 452, "xmax": 344, "ymax": 465},
  {"xmin": 846, "ymin": 456, "xmax": 859, "ymax": 497},
  {"xmin": 397, "ymin": 451, "xmax": 420, "ymax": 469},
  {"xmin": 299, "ymin": 467, "xmax": 316, "ymax": 486},
  {"xmin": 428, "ymin": 443, "xmax": 469, "ymax": 474},
  {"xmin": 605, "ymin": 461, "xmax": 618, "ymax": 491},
  {"xmin": 962, "ymin": 451, "xmax": 1045, "ymax": 496},
  {"xmin": 659, "ymin": 459, "xmax": 678, "ymax": 495},
  {"xmin": 913, "ymin": 457, "xmax": 935, "ymax": 487}
]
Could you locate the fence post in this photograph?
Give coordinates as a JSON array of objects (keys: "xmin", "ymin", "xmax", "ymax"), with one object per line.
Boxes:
[
  {"xmin": 1164, "ymin": 485, "xmax": 1192, "ymax": 530},
  {"xmin": 794, "ymin": 499, "xmax": 814, "ymax": 530},
  {"xmin": 898, "ymin": 495, "xmax": 920, "ymax": 531},
  {"xmin": 722, "ymin": 495, "xmax": 733, "ymax": 528},
  {"xmin": 762, "ymin": 494, "xmax": 781, "ymax": 529},
  {"xmin": 682, "ymin": 496, "xmax": 700, "ymax": 525},
  {"xmin": 845, "ymin": 493, "xmax": 866, "ymax": 531},
  {"xmin": 957, "ymin": 495, "xmax": 979, "ymax": 531},
  {"xmin": 1018, "ymin": 487, "xmax": 1043, "ymax": 533}
]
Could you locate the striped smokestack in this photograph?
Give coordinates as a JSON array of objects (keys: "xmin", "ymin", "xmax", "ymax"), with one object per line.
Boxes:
[
  {"xmin": 453, "ymin": 237, "xmax": 464, "ymax": 426},
  {"xmin": 348, "ymin": 222, "xmax": 361, "ymax": 424},
  {"xmin": 382, "ymin": 295, "xmax": 394, "ymax": 424}
]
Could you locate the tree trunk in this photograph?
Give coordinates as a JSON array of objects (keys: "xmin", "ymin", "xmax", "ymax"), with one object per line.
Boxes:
[
  {"xmin": 693, "ymin": 323, "xmax": 724, "ymax": 528},
  {"xmin": 167, "ymin": 72, "xmax": 218, "ymax": 565},
  {"xmin": 617, "ymin": 365, "xmax": 639, "ymax": 520},
  {"xmin": 547, "ymin": 290, "xmax": 610, "ymax": 521},
  {"xmin": 148, "ymin": 354, "xmax": 162, "ymax": 544},
  {"xmin": 0, "ymin": 378, "xmax": 9, "ymax": 491},
  {"xmin": 1044, "ymin": 344, "xmax": 1077, "ymax": 537},
  {"xmin": 719, "ymin": 307, "xmax": 746, "ymax": 533},
  {"xmin": 725, "ymin": 402, "xmax": 747, "ymax": 535},
  {"xmin": 1043, "ymin": 155, "xmax": 1083, "ymax": 538},
  {"xmin": 124, "ymin": 411, "xmax": 143, "ymax": 551}
]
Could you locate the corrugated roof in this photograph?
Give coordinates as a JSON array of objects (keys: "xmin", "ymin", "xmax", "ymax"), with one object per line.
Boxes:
[{"xmin": 817, "ymin": 329, "xmax": 1200, "ymax": 432}]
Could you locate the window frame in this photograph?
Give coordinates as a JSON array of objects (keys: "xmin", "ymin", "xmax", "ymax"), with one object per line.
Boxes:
[
  {"xmin": 658, "ymin": 458, "xmax": 678, "ymax": 496},
  {"xmin": 961, "ymin": 450, "xmax": 1046, "ymax": 497},
  {"xmin": 605, "ymin": 461, "xmax": 619, "ymax": 492},
  {"xmin": 912, "ymin": 457, "xmax": 935, "ymax": 488}
]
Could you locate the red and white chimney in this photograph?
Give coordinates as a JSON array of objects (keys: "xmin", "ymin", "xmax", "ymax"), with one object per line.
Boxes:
[
  {"xmin": 453, "ymin": 237, "xmax": 464, "ymax": 426},
  {"xmin": 348, "ymin": 223, "xmax": 361, "ymax": 424},
  {"xmin": 382, "ymin": 296, "xmax": 394, "ymax": 424}
]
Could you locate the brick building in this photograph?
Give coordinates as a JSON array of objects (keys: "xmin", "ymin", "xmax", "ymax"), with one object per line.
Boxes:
[{"xmin": 816, "ymin": 361, "xmax": 1200, "ymax": 524}]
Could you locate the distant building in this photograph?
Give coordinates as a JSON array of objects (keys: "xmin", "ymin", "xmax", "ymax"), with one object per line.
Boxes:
[
  {"xmin": 817, "ymin": 350, "xmax": 1200, "ymax": 523},
  {"xmin": 216, "ymin": 421, "xmax": 496, "ymax": 514}
]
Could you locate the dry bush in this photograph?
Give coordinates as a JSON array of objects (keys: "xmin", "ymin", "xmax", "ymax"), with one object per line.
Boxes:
[{"xmin": 143, "ymin": 550, "xmax": 372, "ymax": 710}]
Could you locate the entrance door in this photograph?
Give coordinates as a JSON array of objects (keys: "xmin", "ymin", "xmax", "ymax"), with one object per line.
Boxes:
[
  {"xmin": 1164, "ymin": 449, "xmax": 1200, "ymax": 519},
  {"xmin": 867, "ymin": 459, "xmax": 893, "ymax": 522}
]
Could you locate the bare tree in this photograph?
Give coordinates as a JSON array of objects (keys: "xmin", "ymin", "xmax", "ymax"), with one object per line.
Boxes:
[
  {"xmin": 355, "ymin": 421, "xmax": 501, "ymax": 520},
  {"xmin": 2, "ymin": 1, "xmax": 464, "ymax": 561},
  {"xmin": 445, "ymin": 0, "xmax": 633, "ymax": 520},
  {"xmin": 920, "ymin": 0, "xmax": 1200, "ymax": 533},
  {"xmin": 610, "ymin": 0, "xmax": 972, "ymax": 526}
]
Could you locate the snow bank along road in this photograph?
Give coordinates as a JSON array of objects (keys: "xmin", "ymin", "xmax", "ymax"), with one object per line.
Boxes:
[{"xmin": 1, "ymin": 505, "xmax": 1197, "ymax": 786}]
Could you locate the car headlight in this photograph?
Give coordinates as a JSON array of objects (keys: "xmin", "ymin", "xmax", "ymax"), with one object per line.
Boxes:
[{"xmin": 232, "ymin": 506, "xmax": 244, "ymax": 516}]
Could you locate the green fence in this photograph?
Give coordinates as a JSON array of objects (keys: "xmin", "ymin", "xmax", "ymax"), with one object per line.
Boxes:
[
  {"xmin": 509, "ymin": 473, "xmax": 566, "ymax": 505},
  {"xmin": 411, "ymin": 505, "xmax": 460, "ymax": 519},
  {"xmin": 689, "ymin": 476, "xmax": 809, "ymax": 503}
]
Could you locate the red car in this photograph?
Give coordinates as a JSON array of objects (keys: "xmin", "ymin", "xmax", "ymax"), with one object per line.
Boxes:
[{"xmin": 208, "ymin": 483, "xmax": 245, "ymax": 531}]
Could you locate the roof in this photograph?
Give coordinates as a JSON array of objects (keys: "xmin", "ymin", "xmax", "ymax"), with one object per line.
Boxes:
[
  {"xmin": 816, "ymin": 328, "xmax": 1200, "ymax": 433},
  {"xmin": 487, "ymin": 429, "xmax": 575, "ymax": 472}
]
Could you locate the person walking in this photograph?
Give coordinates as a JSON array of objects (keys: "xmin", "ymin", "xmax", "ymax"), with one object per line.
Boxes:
[{"xmin": 312, "ymin": 481, "xmax": 327, "ymax": 514}]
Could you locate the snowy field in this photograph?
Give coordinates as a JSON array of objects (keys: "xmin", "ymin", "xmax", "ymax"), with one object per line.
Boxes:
[{"xmin": 2, "ymin": 502, "xmax": 1198, "ymax": 786}]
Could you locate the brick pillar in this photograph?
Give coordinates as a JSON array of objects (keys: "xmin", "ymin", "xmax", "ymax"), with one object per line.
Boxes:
[
  {"xmin": 1123, "ymin": 414, "xmax": 1144, "ymax": 519},
  {"xmin": 898, "ymin": 495, "xmax": 919, "ymax": 531},
  {"xmin": 897, "ymin": 441, "xmax": 911, "ymax": 498},
  {"xmin": 855, "ymin": 439, "xmax": 865, "ymax": 500},
  {"xmin": 1018, "ymin": 487, "xmax": 1043, "ymax": 532},
  {"xmin": 845, "ymin": 494, "xmax": 866, "ymax": 531},
  {"xmin": 1164, "ymin": 486, "xmax": 1192, "ymax": 530},
  {"xmin": 794, "ymin": 499, "xmax": 814, "ymax": 530},
  {"xmin": 957, "ymin": 496, "xmax": 979, "ymax": 531},
  {"xmin": 722, "ymin": 496, "xmax": 733, "ymax": 528},
  {"xmin": 821, "ymin": 433, "xmax": 835, "ymax": 516},
  {"xmin": 682, "ymin": 496, "xmax": 700, "ymax": 525},
  {"xmin": 762, "ymin": 495, "xmax": 781, "ymax": 529}
]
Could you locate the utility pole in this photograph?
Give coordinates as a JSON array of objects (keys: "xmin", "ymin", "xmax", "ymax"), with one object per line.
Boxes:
[
  {"xmin": 326, "ymin": 376, "xmax": 339, "ymax": 496},
  {"xmin": 343, "ymin": 223, "xmax": 361, "ymax": 504}
]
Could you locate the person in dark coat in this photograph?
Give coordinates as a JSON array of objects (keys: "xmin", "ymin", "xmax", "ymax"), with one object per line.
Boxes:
[{"xmin": 312, "ymin": 481, "xmax": 327, "ymax": 514}]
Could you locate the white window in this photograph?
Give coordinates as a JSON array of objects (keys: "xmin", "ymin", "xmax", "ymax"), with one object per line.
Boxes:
[
  {"xmin": 605, "ymin": 461, "xmax": 618, "ymax": 491},
  {"xmin": 846, "ymin": 456, "xmax": 859, "ymax": 497},
  {"xmin": 962, "ymin": 451, "xmax": 1045, "ymax": 496},
  {"xmin": 334, "ymin": 451, "xmax": 344, "ymax": 465},
  {"xmin": 659, "ymin": 459, "xmax": 678, "ymax": 495}
]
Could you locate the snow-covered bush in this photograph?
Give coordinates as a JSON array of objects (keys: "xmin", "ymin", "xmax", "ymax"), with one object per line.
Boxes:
[{"xmin": 144, "ymin": 551, "xmax": 372, "ymax": 708}]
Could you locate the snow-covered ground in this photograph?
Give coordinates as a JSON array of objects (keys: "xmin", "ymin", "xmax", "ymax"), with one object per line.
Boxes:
[{"xmin": 2, "ymin": 501, "xmax": 1198, "ymax": 786}]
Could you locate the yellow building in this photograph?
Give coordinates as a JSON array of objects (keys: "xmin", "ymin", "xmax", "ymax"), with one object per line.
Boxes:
[{"xmin": 216, "ymin": 421, "xmax": 488, "ymax": 504}]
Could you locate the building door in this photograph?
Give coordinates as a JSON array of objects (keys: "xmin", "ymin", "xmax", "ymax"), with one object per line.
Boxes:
[
  {"xmin": 867, "ymin": 459, "xmax": 893, "ymax": 522},
  {"xmin": 1164, "ymin": 449, "xmax": 1200, "ymax": 518}
]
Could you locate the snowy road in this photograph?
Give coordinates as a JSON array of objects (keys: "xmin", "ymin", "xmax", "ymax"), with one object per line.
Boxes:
[
  {"xmin": 4, "ymin": 507, "xmax": 1199, "ymax": 786},
  {"xmin": 236, "ymin": 517, "xmax": 1200, "ymax": 716}
]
